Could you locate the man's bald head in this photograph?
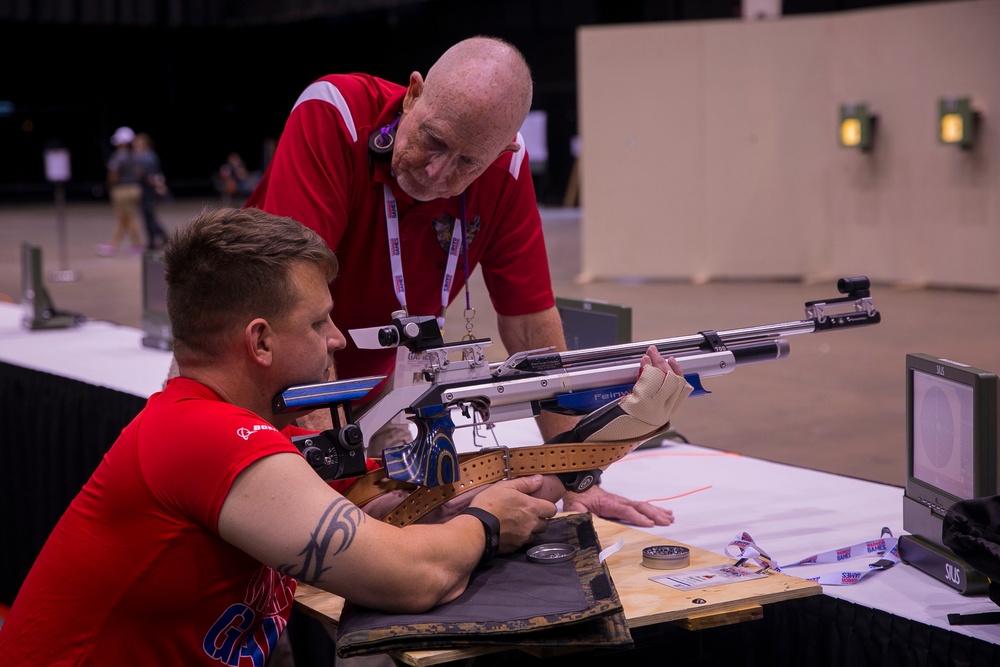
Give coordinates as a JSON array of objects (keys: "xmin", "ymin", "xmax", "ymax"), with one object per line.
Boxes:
[
  {"xmin": 392, "ymin": 37, "xmax": 535, "ymax": 201},
  {"xmin": 423, "ymin": 37, "xmax": 533, "ymax": 141}
]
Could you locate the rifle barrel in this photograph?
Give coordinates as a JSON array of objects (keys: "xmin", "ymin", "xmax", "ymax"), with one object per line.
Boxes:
[{"xmin": 520, "ymin": 318, "xmax": 820, "ymax": 372}]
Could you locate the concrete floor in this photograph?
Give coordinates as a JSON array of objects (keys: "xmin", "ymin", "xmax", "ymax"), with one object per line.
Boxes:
[{"xmin": 2, "ymin": 197, "xmax": 998, "ymax": 487}]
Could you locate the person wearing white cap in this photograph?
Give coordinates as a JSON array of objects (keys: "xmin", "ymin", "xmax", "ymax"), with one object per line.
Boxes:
[{"xmin": 97, "ymin": 126, "xmax": 145, "ymax": 257}]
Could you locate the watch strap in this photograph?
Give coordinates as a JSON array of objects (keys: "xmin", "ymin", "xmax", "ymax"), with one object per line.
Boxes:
[
  {"xmin": 459, "ymin": 507, "xmax": 500, "ymax": 567},
  {"xmin": 557, "ymin": 468, "xmax": 603, "ymax": 493}
]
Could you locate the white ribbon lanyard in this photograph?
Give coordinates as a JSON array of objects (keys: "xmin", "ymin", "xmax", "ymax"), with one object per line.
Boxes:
[
  {"xmin": 383, "ymin": 185, "xmax": 461, "ymax": 330},
  {"xmin": 725, "ymin": 528, "xmax": 900, "ymax": 585}
]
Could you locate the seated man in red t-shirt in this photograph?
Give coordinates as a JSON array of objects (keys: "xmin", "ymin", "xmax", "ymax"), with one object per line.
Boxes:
[{"xmin": 0, "ymin": 207, "xmax": 691, "ymax": 666}]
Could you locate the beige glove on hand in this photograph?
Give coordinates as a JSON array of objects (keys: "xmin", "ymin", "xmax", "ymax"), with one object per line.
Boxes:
[{"xmin": 575, "ymin": 364, "xmax": 693, "ymax": 443}]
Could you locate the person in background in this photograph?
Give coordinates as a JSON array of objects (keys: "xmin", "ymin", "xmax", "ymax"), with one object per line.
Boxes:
[
  {"xmin": 260, "ymin": 136, "xmax": 277, "ymax": 173},
  {"xmin": 97, "ymin": 126, "xmax": 144, "ymax": 257},
  {"xmin": 246, "ymin": 35, "xmax": 675, "ymax": 528},
  {"xmin": 217, "ymin": 152, "xmax": 259, "ymax": 206},
  {"xmin": 134, "ymin": 132, "xmax": 170, "ymax": 250}
]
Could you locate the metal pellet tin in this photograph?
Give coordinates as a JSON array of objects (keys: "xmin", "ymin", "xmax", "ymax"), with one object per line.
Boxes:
[
  {"xmin": 526, "ymin": 543, "xmax": 578, "ymax": 564},
  {"xmin": 641, "ymin": 545, "xmax": 691, "ymax": 569}
]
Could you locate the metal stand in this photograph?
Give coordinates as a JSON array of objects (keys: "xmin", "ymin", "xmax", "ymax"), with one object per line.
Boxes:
[{"xmin": 49, "ymin": 182, "xmax": 79, "ymax": 282}]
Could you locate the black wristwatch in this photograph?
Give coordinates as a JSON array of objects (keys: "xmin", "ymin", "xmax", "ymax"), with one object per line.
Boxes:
[
  {"xmin": 460, "ymin": 507, "xmax": 500, "ymax": 567},
  {"xmin": 557, "ymin": 469, "xmax": 603, "ymax": 493}
]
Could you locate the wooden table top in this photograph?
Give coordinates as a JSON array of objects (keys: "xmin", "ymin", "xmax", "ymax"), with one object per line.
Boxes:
[{"xmin": 293, "ymin": 515, "xmax": 822, "ymax": 666}]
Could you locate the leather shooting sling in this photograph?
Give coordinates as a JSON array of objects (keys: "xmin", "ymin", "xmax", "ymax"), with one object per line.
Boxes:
[{"xmin": 343, "ymin": 433, "xmax": 665, "ymax": 526}]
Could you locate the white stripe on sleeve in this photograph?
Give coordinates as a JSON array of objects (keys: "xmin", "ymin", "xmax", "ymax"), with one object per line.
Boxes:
[{"xmin": 291, "ymin": 81, "xmax": 358, "ymax": 143}]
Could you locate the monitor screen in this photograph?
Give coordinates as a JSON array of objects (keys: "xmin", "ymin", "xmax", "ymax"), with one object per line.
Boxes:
[
  {"xmin": 555, "ymin": 297, "xmax": 632, "ymax": 350},
  {"xmin": 911, "ymin": 368, "xmax": 975, "ymax": 500},
  {"xmin": 903, "ymin": 353, "xmax": 998, "ymax": 549},
  {"xmin": 21, "ymin": 242, "xmax": 45, "ymax": 313},
  {"xmin": 142, "ymin": 251, "xmax": 168, "ymax": 315},
  {"xmin": 20, "ymin": 242, "xmax": 81, "ymax": 330},
  {"xmin": 141, "ymin": 250, "xmax": 173, "ymax": 350}
]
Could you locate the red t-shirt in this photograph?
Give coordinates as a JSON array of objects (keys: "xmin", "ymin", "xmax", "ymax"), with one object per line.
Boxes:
[
  {"xmin": 246, "ymin": 73, "xmax": 555, "ymax": 387},
  {"xmin": 0, "ymin": 377, "xmax": 376, "ymax": 666}
]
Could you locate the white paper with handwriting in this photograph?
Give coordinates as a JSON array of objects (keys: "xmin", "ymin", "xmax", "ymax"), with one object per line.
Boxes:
[{"xmin": 650, "ymin": 564, "xmax": 768, "ymax": 591}]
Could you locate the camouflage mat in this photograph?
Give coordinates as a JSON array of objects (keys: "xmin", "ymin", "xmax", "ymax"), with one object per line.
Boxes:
[{"xmin": 336, "ymin": 512, "xmax": 633, "ymax": 658}]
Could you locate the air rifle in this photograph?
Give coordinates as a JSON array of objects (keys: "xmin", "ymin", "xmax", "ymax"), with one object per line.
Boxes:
[{"xmin": 274, "ymin": 276, "xmax": 881, "ymax": 487}]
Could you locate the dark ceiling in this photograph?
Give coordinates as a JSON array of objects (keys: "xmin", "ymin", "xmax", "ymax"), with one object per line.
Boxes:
[
  {"xmin": 0, "ymin": 0, "xmax": 932, "ymax": 203},
  {"xmin": 0, "ymin": 0, "xmax": 926, "ymax": 26}
]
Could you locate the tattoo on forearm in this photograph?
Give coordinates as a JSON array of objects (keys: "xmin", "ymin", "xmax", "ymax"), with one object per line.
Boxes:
[{"xmin": 278, "ymin": 498, "xmax": 365, "ymax": 584}]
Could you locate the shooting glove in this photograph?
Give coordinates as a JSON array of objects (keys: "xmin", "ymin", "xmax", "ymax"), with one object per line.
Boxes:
[{"xmin": 559, "ymin": 364, "xmax": 693, "ymax": 443}]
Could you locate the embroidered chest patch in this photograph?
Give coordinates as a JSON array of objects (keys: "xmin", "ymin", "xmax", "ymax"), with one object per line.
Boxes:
[{"xmin": 432, "ymin": 214, "xmax": 481, "ymax": 253}]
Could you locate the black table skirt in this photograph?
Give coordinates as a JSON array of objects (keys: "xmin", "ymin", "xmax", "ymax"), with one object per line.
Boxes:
[
  {"xmin": 0, "ymin": 361, "xmax": 147, "ymax": 606},
  {"xmin": 414, "ymin": 596, "xmax": 1000, "ymax": 667}
]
